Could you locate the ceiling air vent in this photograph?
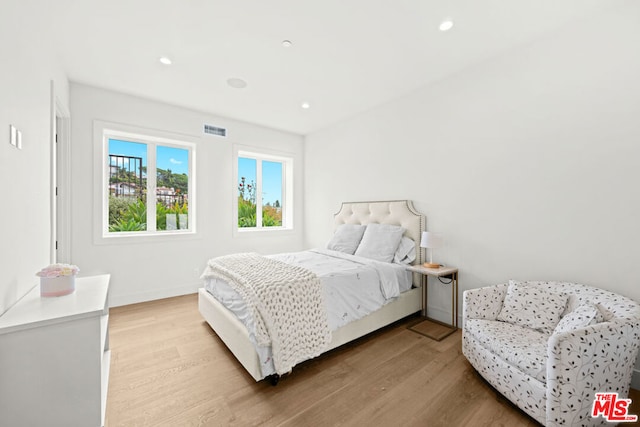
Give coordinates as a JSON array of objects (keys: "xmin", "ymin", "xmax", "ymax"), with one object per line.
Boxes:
[{"xmin": 204, "ymin": 124, "xmax": 227, "ymax": 137}]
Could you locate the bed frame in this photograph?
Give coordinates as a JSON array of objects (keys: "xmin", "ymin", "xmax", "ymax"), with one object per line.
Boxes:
[{"xmin": 198, "ymin": 200, "xmax": 425, "ymax": 382}]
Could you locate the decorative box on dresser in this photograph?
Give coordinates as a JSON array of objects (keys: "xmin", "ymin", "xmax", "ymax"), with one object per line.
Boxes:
[{"xmin": 0, "ymin": 274, "xmax": 111, "ymax": 427}]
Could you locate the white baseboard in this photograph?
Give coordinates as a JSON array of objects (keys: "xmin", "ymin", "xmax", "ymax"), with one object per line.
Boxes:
[
  {"xmin": 425, "ymin": 305, "xmax": 459, "ymax": 326},
  {"xmin": 109, "ymin": 282, "xmax": 200, "ymax": 307}
]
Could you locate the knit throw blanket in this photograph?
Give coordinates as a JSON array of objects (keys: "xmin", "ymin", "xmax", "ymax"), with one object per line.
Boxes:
[{"xmin": 202, "ymin": 253, "xmax": 331, "ymax": 375}]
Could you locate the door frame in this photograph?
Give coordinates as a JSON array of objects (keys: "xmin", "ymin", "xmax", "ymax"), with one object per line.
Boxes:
[{"xmin": 51, "ymin": 81, "xmax": 71, "ymax": 263}]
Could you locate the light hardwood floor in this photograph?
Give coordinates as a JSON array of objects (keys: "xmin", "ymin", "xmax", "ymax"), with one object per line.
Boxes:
[{"xmin": 105, "ymin": 294, "xmax": 639, "ymax": 426}]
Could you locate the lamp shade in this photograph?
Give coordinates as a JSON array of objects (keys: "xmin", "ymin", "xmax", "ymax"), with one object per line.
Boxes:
[{"xmin": 420, "ymin": 232, "xmax": 444, "ymax": 249}]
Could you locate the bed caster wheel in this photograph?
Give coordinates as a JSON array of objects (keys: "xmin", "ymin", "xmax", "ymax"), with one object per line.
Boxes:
[{"xmin": 269, "ymin": 374, "xmax": 280, "ymax": 386}]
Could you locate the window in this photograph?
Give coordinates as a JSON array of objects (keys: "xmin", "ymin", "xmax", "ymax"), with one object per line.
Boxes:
[
  {"xmin": 103, "ymin": 129, "xmax": 195, "ymax": 236},
  {"xmin": 236, "ymin": 149, "xmax": 293, "ymax": 230}
]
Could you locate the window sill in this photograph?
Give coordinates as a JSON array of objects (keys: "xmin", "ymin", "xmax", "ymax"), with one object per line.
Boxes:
[
  {"xmin": 233, "ymin": 227, "xmax": 295, "ymax": 238},
  {"xmin": 96, "ymin": 230, "xmax": 199, "ymax": 245}
]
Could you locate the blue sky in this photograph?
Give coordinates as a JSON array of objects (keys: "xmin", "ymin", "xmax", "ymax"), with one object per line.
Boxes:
[
  {"xmin": 238, "ymin": 157, "xmax": 282, "ymax": 205},
  {"xmin": 109, "ymin": 141, "xmax": 282, "ymax": 203},
  {"xmin": 157, "ymin": 145, "xmax": 189, "ymax": 175},
  {"xmin": 109, "ymin": 139, "xmax": 189, "ymax": 175}
]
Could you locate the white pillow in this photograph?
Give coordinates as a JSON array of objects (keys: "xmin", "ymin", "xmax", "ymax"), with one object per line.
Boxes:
[
  {"xmin": 496, "ymin": 280, "xmax": 568, "ymax": 334},
  {"xmin": 354, "ymin": 223, "xmax": 405, "ymax": 263},
  {"xmin": 326, "ymin": 224, "xmax": 366, "ymax": 255},
  {"xmin": 393, "ymin": 236, "xmax": 416, "ymax": 265},
  {"xmin": 553, "ymin": 302, "xmax": 603, "ymax": 335}
]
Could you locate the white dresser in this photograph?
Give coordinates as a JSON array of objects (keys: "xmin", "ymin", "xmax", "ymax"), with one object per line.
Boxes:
[{"xmin": 0, "ymin": 274, "xmax": 110, "ymax": 427}]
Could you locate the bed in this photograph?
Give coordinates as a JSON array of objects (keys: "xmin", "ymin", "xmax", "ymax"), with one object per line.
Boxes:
[{"xmin": 198, "ymin": 200, "xmax": 425, "ymax": 383}]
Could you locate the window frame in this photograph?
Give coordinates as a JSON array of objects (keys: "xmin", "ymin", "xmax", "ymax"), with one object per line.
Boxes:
[
  {"xmin": 233, "ymin": 146, "xmax": 294, "ymax": 234},
  {"xmin": 99, "ymin": 125, "xmax": 197, "ymax": 240}
]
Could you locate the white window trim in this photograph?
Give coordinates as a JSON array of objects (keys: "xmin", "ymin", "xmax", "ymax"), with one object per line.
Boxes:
[
  {"xmin": 233, "ymin": 145, "xmax": 294, "ymax": 235},
  {"xmin": 93, "ymin": 121, "xmax": 197, "ymax": 245}
]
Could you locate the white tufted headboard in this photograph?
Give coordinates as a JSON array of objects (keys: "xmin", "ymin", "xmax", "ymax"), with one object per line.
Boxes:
[{"xmin": 333, "ymin": 200, "xmax": 425, "ymax": 286}]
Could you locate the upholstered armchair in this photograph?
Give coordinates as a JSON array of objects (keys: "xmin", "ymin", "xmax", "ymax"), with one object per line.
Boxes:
[{"xmin": 462, "ymin": 280, "xmax": 640, "ymax": 427}]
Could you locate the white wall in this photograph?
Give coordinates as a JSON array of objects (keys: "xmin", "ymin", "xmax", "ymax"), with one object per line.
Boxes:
[
  {"xmin": 305, "ymin": 7, "xmax": 640, "ymax": 321},
  {"xmin": 69, "ymin": 84, "xmax": 305, "ymax": 306},
  {"xmin": 0, "ymin": 3, "xmax": 69, "ymax": 315}
]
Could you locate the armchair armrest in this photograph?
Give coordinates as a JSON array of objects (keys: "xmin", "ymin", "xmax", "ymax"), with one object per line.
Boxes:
[
  {"xmin": 462, "ymin": 284, "xmax": 508, "ymax": 322},
  {"xmin": 546, "ymin": 319, "xmax": 640, "ymax": 426}
]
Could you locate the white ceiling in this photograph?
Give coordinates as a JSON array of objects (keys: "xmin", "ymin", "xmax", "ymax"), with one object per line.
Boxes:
[{"xmin": 8, "ymin": 1, "xmax": 623, "ymax": 134}]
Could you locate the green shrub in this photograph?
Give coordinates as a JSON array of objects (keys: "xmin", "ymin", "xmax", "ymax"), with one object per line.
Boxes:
[
  {"xmin": 237, "ymin": 178, "xmax": 281, "ymax": 227},
  {"xmin": 109, "ymin": 196, "xmax": 189, "ymax": 232},
  {"xmin": 109, "ymin": 195, "xmax": 136, "ymax": 225},
  {"xmin": 262, "ymin": 205, "xmax": 282, "ymax": 227},
  {"xmin": 109, "ymin": 218, "xmax": 146, "ymax": 232},
  {"xmin": 238, "ymin": 197, "xmax": 256, "ymax": 227},
  {"xmin": 109, "ymin": 197, "xmax": 146, "ymax": 232}
]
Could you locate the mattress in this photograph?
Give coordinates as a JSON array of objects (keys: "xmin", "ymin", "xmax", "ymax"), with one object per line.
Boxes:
[{"xmin": 204, "ymin": 249, "xmax": 412, "ymax": 377}]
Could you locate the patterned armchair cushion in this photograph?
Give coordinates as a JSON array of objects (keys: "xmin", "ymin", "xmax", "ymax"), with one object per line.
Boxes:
[
  {"xmin": 553, "ymin": 302, "xmax": 604, "ymax": 335},
  {"xmin": 465, "ymin": 318, "xmax": 549, "ymax": 382},
  {"xmin": 463, "ymin": 284, "xmax": 508, "ymax": 320},
  {"xmin": 496, "ymin": 280, "xmax": 569, "ymax": 334},
  {"xmin": 510, "ymin": 281, "xmax": 640, "ymax": 320}
]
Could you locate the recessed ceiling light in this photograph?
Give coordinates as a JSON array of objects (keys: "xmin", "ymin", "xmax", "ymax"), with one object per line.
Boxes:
[
  {"xmin": 439, "ymin": 20, "xmax": 454, "ymax": 32},
  {"xmin": 159, "ymin": 56, "xmax": 172, "ymax": 65},
  {"xmin": 282, "ymin": 40, "xmax": 293, "ymax": 47},
  {"xmin": 227, "ymin": 78, "xmax": 248, "ymax": 89},
  {"xmin": 301, "ymin": 102, "xmax": 310, "ymax": 109}
]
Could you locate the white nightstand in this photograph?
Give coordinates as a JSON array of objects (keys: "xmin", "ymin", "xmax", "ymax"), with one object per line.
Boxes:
[
  {"xmin": 406, "ymin": 264, "xmax": 458, "ymax": 340},
  {"xmin": 0, "ymin": 274, "xmax": 111, "ymax": 427}
]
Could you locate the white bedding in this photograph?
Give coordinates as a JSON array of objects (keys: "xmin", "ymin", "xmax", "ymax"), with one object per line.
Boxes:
[{"xmin": 204, "ymin": 248, "xmax": 412, "ymax": 377}]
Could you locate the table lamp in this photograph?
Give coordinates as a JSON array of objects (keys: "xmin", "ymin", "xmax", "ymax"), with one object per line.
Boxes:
[{"xmin": 421, "ymin": 231, "xmax": 443, "ymax": 268}]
